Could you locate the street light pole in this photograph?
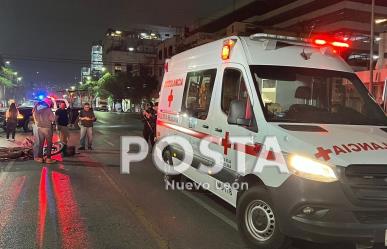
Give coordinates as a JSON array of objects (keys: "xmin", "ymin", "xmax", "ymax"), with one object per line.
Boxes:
[{"xmin": 369, "ymin": 0, "xmax": 375, "ymax": 93}]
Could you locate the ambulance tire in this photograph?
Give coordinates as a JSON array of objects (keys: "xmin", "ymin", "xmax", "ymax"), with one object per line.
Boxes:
[
  {"xmin": 162, "ymin": 147, "xmax": 182, "ymax": 183},
  {"xmin": 237, "ymin": 186, "xmax": 291, "ymax": 249}
]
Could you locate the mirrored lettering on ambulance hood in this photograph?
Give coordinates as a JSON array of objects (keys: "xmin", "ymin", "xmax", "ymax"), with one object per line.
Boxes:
[
  {"xmin": 271, "ymin": 123, "xmax": 387, "ymax": 165},
  {"xmin": 251, "ymin": 66, "xmax": 387, "ymax": 126}
]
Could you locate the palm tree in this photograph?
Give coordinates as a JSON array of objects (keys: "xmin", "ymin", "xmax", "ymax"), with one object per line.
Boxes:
[
  {"xmin": 0, "ymin": 55, "xmax": 15, "ymax": 87},
  {"xmin": 0, "ymin": 55, "xmax": 17, "ymax": 106}
]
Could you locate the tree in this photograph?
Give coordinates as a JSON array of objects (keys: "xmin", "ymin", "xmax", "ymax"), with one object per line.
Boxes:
[
  {"xmin": 100, "ymin": 72, "xmax": 130, "ymax": 102},
  {"xmin": 85, "ymin": 71, "xmax": 159, "ymax": 106},
  {"xmin": 0, "ymin": 67, "xmax": 16, "ymax": 87},
  {"xmin": 0, "ymin": 55, "xmax": 16, "ymax": 88},
  {"xmin": 96, "ymin": 73, "xmax": 114, "ymax": 98},
  {"xmin": 127, "ymin": 74, "xmax": 159, "ymax": 103}
]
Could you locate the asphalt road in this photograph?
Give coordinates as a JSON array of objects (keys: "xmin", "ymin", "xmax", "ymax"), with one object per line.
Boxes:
[{"xmin": 0, "ymin": 112, "xmax": 377, "ymax": 249}]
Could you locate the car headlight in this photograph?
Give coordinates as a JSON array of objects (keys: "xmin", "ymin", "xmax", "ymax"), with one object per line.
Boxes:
[
  {"xmin": 17, "ymin": 114, "xmax": 24, "ymax": 120},
  {"xmin": 288, "ymin": 155, "xmax": 337, "ymax": 183}
]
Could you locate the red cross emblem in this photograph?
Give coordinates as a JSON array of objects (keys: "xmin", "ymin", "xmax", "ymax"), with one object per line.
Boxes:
[
  {"xmin": 168, "ymin": 90, "xmax": 174, "ymax": 107},
  {"xmin": 315, "ymin": 147, "xmax": 333, "ymax": 161},
  {"xmin": 221, "ymin": 132, "xmax": 232, "ymax": 155}
]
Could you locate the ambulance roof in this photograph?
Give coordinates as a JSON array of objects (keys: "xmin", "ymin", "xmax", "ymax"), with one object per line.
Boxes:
[{"xmin": 168, "ymin": 35, "xmax": 354, "ymax": 74}]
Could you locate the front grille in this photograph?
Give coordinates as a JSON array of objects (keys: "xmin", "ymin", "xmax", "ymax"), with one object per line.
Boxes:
[
  {"xmin": 354, "ymin": 211, "xmax": 387, "ymax": 224},
  {"xmin": 342, "ymin": 165, "xmax": 387, "ymax": 203}
]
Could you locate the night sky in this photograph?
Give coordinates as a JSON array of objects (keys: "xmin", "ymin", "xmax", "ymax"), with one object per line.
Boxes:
[{"xmin": 0, "ymin": 0, "xmax": 233, "ymax": 90}]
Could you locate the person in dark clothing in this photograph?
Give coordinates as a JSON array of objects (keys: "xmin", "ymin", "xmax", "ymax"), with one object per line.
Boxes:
[
  {"xmin": 55, "ymin": 102, "xmax": 70, "ymax": 154},
  {"xmin": 5, "ymin": 103, "xmax": 19, "ymax": 141},
  {"xmin": 142, "ymin": 102, "xmax": 157, "ymax": 146},
  {"xmin": 78, "ymin": 103, "xmax": 96, "ymax": 150}
]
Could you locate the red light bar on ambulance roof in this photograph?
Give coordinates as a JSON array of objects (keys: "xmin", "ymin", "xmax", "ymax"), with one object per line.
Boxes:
[
  {"xmin": 221, "ymin": 39, "xmax": 237, "ymax": 60},
  {"xmin": 331, "ymin": 41, "xmax": 350, "ymax": 48},
  {"xmin": 314, "ymin": 39, "xmax": 327, "ymax": 45},
  {"xmin": 312, "ymin": 37, "xmax": 350, "ymax": 48}
]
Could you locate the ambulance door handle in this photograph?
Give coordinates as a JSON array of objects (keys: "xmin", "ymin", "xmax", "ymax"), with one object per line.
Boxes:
[
  {"xmin": 202, "ymin": 125, "xmax": 209, "ymax": 129},
  {"xmin": 215, "ymin": 128, "xmax": 223, "ymax": 133}
]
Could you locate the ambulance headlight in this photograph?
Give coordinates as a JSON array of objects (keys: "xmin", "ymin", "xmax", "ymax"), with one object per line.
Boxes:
[{"xmin": 288, "ymin": 155, "xmax": 337, "ymax": 183}]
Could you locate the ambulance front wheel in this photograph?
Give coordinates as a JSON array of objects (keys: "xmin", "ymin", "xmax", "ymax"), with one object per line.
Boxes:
[{"xmin": 237, "ymin": 186, "xmax": 291, "ymax": 249}]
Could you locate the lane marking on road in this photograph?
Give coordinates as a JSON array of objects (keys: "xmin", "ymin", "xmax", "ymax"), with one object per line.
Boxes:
[
  {"xmin": 0, "ymin": 161, "xmax": 14, "ymax": 183},
  {"xmin": 96, "ymin": 119, "xmax": 108, "ymax": 124},
  {"xmin": 98, "ymin": 167, "xmax": 169, "ymax": 249},
  {"xmin": 79, "ymin": 152, "xmax": 168, "ymax": 249},
  {"xmin": 103, "ymin": 139, "xmax": 115, "ymax": 147},
  {"xmin": 181, "ymin": 191, "xmax": 238, "ymax": 231},
  {"xmin": 95, "ymin": 125, "xmax": 133, "ymax": 128}
]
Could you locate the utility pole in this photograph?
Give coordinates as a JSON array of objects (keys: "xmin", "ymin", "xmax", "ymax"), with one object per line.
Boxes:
[{"xmin": 369, "ymin": 0, "xmax": 375, "ymax": 93}]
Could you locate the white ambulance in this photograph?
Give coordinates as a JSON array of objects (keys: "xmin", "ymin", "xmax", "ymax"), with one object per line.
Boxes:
[{"xmin": 157, "ymin": 34, "xmax": 387, "ymax": 249}]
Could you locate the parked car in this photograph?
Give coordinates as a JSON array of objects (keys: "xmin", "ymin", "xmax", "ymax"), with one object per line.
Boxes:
[
  {"xmin": 95, "ymin": 99, "xmax": 109, "ymax": 112},
  {"xmin": 0, "ymin": 106, "xmax": 34, "ymax": 132}
]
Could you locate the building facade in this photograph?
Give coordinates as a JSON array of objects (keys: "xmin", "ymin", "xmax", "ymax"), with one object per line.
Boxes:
[
  {"xmin": 103, "ymin": 25, "xmax": 179, "ymax": 78},
  {"xmin": 81, "ymin": 67, "xmax": 91, "ymax": 82},
  {"xmin": 179, "ymin": 0, "xmax": 387, "ymax": 102},
  {"xmin": 91, "ymin": 45, "xmax": 104, "ymax": 77}
]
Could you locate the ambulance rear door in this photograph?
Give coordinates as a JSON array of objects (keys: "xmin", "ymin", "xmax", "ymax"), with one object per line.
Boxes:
[{"xmin": 180, "ymin": 68, "xmax": 218, "ymax": 161}]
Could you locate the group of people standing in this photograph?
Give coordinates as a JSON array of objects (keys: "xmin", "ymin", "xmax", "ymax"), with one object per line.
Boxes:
[
  {"xmin": 31, "ymin": 98, "xmax": 96, "ymax": 164},
  {"xmin": 4, "ymin": 98, "xmax": 159, "ymax": 163}
]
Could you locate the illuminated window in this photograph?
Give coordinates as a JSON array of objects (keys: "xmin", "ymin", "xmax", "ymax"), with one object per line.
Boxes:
[
  {"xmin": 114, "ymin": 64, "xmax": 122, "ymax": 73},
  {"xmin": 182, "ymin": 69, "xmax": 217, "ymax": 120}
]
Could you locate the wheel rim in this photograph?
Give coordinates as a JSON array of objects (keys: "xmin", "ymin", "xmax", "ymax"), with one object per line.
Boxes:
[
  {"xmin": 51, "ymin": 142, "xmax": 64, "ymax": 155},
  {"xmin": 43, "ymin": 142, "xmax": 64, "ymax": 156},
  {"xmin": 163, "ymin": 150, "xmax": 174, "ymax": 183},
  {"xmin": 244, "ymin": 200, "xmax": 275, "ymax": 242}
]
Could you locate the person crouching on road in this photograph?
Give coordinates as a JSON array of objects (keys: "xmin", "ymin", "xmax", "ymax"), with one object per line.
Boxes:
[
  {"xmin": 32, "ymin": 98, "xmax": 56, "ymax": 164},
  {"xmin": 78, "ymin": 103, "xmax": 96, "ymax": 151},
  {"xmin": 55, "ymin": 102, "xmax": 70, "ymax": 156},
  {"xmin": 5, "ymin": 103, "xmax": 19, "ymax": 141}
]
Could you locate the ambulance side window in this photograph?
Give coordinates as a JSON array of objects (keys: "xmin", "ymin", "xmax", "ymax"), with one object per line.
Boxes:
[
  {"xmin": 221, "ymin": 68, "xmax": 257, "ymax": 131},
  {"xmin": 182, "ymin": 69, "xmax": 216, "ymax": 120}
]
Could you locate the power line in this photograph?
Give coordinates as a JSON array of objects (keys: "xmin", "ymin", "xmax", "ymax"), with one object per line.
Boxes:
[{"xmin": 1, "ymin": 54, "xmax": 166, "ymax": 66}]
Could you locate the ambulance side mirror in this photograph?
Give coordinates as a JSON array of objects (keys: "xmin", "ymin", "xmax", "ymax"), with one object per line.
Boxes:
[{"xmin": 227, "ymin": 100, "xmax": 250, "ymax": 126}]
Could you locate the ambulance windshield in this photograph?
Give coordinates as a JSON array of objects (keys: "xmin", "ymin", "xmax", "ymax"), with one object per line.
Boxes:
[{"xmin": 251, "ymin": 66, "xmax": 387, "ymax": 126}]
